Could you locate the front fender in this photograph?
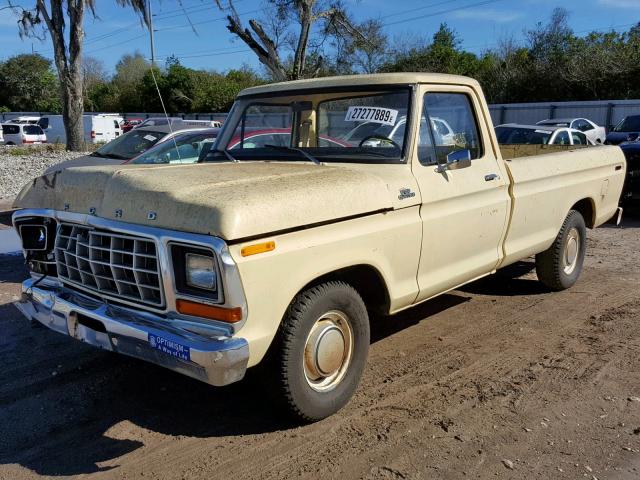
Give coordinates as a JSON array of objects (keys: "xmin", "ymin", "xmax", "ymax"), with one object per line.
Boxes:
[{"xmin": 229, "ymin": 207, "xmax": 422, "ymax": 367}]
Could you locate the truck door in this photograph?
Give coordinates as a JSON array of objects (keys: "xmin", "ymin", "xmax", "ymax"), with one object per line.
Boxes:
[{"xmin": 412, "ymin": 85, "xmax": 510, "ymax": 302}]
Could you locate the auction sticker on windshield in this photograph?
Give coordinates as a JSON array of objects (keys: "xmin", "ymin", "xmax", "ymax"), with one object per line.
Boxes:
[
  {"xmin": 148, "ymin": 333, "xmax": 191, "ymax": 361},
  {"xmin": 345, "ymin": 106, "xmax": 398, "ymax": 126}
]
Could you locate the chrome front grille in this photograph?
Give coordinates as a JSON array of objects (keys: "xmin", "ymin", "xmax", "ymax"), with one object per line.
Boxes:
[{"xmin": 54, "ymin": 223, "xmax": 164, "ymax": 308}]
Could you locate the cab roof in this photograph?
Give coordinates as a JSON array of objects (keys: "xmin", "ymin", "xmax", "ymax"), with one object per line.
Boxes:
[{"xmin": 238, "ymin": 72, "xmax": 481, "ymax": 97}]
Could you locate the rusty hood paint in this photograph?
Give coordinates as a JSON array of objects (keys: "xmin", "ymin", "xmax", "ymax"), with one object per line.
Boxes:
[{"xmin": 13, "ymin": 162, "xmax": 394, "ymax": 240}]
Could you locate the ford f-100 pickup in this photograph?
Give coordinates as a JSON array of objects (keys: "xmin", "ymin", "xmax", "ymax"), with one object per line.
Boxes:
[{"xmin": 12, "ymin": 73, "xmax": 626, "ymax": 421}]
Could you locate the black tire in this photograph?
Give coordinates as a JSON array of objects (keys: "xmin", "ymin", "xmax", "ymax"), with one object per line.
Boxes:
[
  {"xmin": 535, "ymin": 209, "xmax": 587, "ymax": 291},
  {"xmin": 270, "ymin": 281, "xmax": 370, "ymax": 422}
]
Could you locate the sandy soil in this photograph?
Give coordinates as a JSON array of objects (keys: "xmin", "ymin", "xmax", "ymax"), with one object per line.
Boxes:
[{"xmin": 0, "ymin": 209, "xmax": 639, "ymax": 480}]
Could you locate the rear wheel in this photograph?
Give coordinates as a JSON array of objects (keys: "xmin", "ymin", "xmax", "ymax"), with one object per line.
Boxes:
[
  {"xmin": 270, "ymin": 281, "xmax": 370, "ymax": 422},
  {"xmin": 536, "ymin": 209, "xmax": 586, "ymax": 291}
]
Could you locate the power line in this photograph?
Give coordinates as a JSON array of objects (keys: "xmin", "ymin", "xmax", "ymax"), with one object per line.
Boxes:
[
  {"xmin": 383, "ymin": 0, "xmax": 466, "ymax": 20},
  {"xmin": 154, "ymin": 48, "xmax": 251, "ymax": 61},
  {"xmin": 84, "ymin": 33, "xmax": 148, "ymax": 55},
  {"xmin": 154, "ymin": 8, "xmax": 261, "ymax": 32},
  {"xmin": 383, "ymin": 0, "xmax": 507, "ymax": 27},
  {"xmin": 152, "ymin": 0, "xmax": 248, "ymax": 20}
]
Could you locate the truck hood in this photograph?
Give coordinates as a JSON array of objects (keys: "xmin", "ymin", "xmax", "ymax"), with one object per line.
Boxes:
[{"xmin": 14, "ymin": 162, "xmax": 394, "ymax": 241}]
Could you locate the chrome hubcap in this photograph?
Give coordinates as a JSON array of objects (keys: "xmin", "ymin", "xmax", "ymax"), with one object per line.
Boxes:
[
  {"xmin": 304, "ymin": 310, "xmax": 353, "ymax": 392},
  {"xmin": 563, "ymin": 227, "xmax": 580, "ymax": 275}
]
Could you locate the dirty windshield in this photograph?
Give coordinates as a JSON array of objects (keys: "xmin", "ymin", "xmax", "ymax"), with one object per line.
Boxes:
[{"xmin": 206, "ymin": 88, "xmax": 412, "ymax": 164}]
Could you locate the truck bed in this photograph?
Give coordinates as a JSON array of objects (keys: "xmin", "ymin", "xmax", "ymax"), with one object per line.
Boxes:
[{"xmin": 499, "ymin": 145, "xmax": 626, "ymax": 267}]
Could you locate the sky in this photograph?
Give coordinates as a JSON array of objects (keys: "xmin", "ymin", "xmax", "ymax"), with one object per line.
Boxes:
[{"xmin": 0, "ymin": 0, "xmax": 637, "ymax": 75}]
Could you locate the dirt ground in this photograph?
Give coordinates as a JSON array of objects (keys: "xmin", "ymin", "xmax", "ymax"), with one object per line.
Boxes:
[{"xmin": 0, "ymin": 209, "xmax": 639, "ymax": 480}]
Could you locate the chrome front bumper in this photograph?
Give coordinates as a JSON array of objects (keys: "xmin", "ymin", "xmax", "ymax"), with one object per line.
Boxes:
[{"xmin": 16, "ymin": 278, "xmax": 249, "ymax": 386}]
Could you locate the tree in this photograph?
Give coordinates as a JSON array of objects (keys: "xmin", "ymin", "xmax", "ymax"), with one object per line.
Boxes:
[
  {"xmin": 0, "ymin": 54, "xmax": 60, "ymax": 111},
  {"xmin": 82, "ymin": 55, "xmax": 107, "ymax": 111},
  {"xmin": 332, "ymin": 19, "xmax": 388, "ymax": 74},
  {"xmin": 6, "ymin": 1, "xmax": 149, "ymax": 150},
  {"xmin": 213, "ymin": 0, "xmax": 365, "ymax": 81},
  {"xmin": 112, "ymin": 51, "xmax": 150, "ymax": 111},
  {"xmin": 380, "ymin": 24, "xmax": 481, "ymax": 77}
]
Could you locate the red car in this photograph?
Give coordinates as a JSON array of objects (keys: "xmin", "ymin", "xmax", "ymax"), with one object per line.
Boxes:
[{"xmin": 121, "ymin": 118, "xmax": 143, "ymax": 133}]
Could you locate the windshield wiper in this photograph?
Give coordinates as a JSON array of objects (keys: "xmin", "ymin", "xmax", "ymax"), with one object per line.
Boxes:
[{"xmin": 264, "ymin": 144, "xmax": 321, "ymax": 166}]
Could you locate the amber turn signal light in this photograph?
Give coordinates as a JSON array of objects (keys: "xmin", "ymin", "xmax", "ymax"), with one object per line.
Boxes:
[
  {"xmin": 176, "ymin": 299, "xmax": 243, "ymax": 323},
  {"xmin": 241, "ymin": 241, "xmax": 275, "ymax": 257}
]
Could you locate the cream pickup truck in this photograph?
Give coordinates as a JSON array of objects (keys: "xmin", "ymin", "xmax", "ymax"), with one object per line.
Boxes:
[{"xmin": 12, "ymin": 73, "xmax": 625, "ymax": 421}]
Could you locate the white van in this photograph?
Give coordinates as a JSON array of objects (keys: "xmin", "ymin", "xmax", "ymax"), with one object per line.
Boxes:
[{"xmin": 37, "ymin": 114, "xmax": 123, "ymax": 144}]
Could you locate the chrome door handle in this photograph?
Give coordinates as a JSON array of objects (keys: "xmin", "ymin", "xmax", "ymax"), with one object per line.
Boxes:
[{"xmin": 484, "ymin": 173, "xmax": 500, "ymax": 181}]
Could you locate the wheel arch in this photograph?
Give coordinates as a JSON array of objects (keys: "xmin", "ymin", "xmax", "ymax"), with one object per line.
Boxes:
[
  {"xmin": 295, "ymin": 264, "xmax": 391, "ymax": 316},
  {"xmin": 570, "ymin": 197, "xmax": 595, "ymax": 228}
]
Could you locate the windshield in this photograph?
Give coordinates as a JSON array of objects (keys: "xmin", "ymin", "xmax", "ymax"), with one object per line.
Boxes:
[
  {"xmin": 210, "ymin": 88, "xmax": 412, "ymax": 164},
  {"xmin": 613, "ymin": 116, "xmax": 640, "ymax": 132},
  {"xmin": 495, "ymin": 126, "xmax": 552, "ymax": 145},
  {"xmin": 93, "ymin": 129, "xmax": 165, "ymax": 159},
  {"xmin": 129, "ymin": 131, "xmax": 219, "ymax": 164}
]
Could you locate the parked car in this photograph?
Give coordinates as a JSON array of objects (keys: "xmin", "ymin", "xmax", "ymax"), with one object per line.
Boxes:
[
  {"xmin": 121, "ymin": 118, "xmax": 143, "ymax": 133},
  {"xmin": 127, "ymin": 128, "xmax": 220, "ymax": 165},
  {"xmin": 605, "ymin": 115, "xmax": 640, "ymax": 145},
  {"xmin": 495, "ymin": 124, "xmax": 591, "ymax": 146},
  {"xmin": 1, "ymin": 123, "xmax": 47, "ymax": 145},
  {"xmin": 135, "ymin": 117, "xmax": 221, "ymax": 129},
  {"xmin": 13, "ymin": 72, "xmax": 625, "ymax": 422},
  {"xmin": 536, "ymin": 118, "xmax": 606, "ymax": 144},
  {"xmin": 45, "ymin": 124, "xmax": 215, "ymax": 173},
  {"xmin": 619, "ymin": 141, "xmax": 640, "ymax": 204},
  {"xmin": 37, "ymin": 114, "xmax": 123, "ymax": 144}
]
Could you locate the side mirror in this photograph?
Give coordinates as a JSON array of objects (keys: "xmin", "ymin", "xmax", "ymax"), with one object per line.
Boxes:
[{"xmin": 437, "ymin": 149, "xmax": 472, "ymax": 172}]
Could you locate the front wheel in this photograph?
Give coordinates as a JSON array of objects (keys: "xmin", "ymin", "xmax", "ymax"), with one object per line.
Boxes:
[
  {"xmin": 536, "ymin": 209, "xmax": 587, "ymax": 291},
  {"xmin": 270, "ymin": 281, "xmax": 370, "ymax": 422}
]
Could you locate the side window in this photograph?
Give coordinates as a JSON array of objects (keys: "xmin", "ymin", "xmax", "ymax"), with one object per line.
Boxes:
[
  {"xmin": 574, "ymin": 120, "xmax": 593, "ymax": 132},
  {"xmin": 553, "ymin": 131, "xmax": 570, "ymax": 145},
  {"xmin": 418, "ymin": 92, "xmax": 482, "ymax": 165},
  {"xmin": 38, "ymin": 118, "xmax": 49, "ymax": 129},
  {"xmin": 572, "ymin": 132, "xmax": 587, "ymax": 145}
]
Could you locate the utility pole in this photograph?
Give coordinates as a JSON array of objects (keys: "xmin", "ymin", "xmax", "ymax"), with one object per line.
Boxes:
[{"xmin": 148, "ymin": 1, "xmax": 156, "ymax": 66}]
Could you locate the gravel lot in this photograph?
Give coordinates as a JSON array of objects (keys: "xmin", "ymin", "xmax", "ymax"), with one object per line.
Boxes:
[
  {"xmin": 0, "ymin": 146, "xmax": 87, "ymax": 200},
  {"xmin": 0, "ymin": 208, "xmax": 639, "ymax": 479}
]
